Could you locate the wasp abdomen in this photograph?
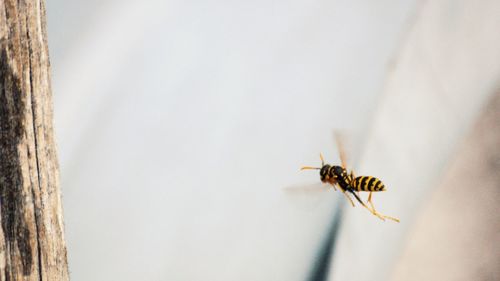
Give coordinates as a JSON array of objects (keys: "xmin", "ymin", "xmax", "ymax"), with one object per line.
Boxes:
[{"xmin": 353, "ymin": 176, "xmax": 386, "ymax": 192}]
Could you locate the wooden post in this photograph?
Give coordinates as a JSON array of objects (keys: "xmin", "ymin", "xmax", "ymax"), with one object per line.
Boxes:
[{"xmin": 0, "ymin": 0, "xmax": 69, "ymax": 280}]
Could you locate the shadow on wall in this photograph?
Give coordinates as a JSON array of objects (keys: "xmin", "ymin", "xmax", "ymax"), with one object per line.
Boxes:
[{"xmin": 391, "ymin": 90, "xmax": 500, "ymax": 281}]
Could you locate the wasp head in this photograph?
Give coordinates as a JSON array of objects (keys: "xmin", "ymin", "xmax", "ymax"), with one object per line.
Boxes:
[
  {"xmin": 301, "ymin": 153, "xmax": 335, "ymax": 182},
  {"xmin": 320, "ymin": 164, "xmax": 331, "ymax": 182}
]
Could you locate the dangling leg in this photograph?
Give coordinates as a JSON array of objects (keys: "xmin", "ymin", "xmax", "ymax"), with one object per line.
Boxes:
[
  {"xmin": 349, "ymin": 190, "xmax": 387, "ymax": 221},
  {"xmin": 341, "ymin": 188, "xmax": 355, "ymax": 207},
  {"xmin": 350, "ymin": 170, "xmax": 356, "ymax": 179},
  {"xmin": 366, "ymin": 192, "xmax": 385, "ymax": 221},
  {"xmin": 329, "ymin": 181, "xmax": 338, "ymax": 191},
  {"xmin": 367, "ymin": 192, "xmax": 375, "ymax": 210},
  {"xmin": 367, "ymin": 192, "xmax": 400, "ymax": 223},
  {"xmin": 348, "ymin": 189, "xmax": 380, "ymax": 219},
  {"xmin": 348, "ymin": 170, "xmax": 361, "ymax": 197},
  {"xmin": 327, "ymin": 179, "xmax": 338, "ymax": 191}
]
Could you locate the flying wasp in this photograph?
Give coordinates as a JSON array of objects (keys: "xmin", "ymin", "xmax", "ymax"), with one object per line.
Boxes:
[{"xmin": 301, "ymin": 134, "xmax": 399, "ymax": 222}]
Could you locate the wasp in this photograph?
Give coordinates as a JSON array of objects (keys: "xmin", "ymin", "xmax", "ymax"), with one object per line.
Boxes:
[{"xmin": 301, "ymin": 135, "xmax": 399, "ymax": 222}]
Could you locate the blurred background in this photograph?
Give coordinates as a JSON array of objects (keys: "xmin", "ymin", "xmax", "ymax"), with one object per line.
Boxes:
[{"xmin": 45, "ymin": 0, "xmax": 500, "ymax": 280}]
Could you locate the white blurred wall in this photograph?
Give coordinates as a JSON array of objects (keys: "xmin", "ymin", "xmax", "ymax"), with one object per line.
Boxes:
[
  {"xmin": 46, "ymin": 1, "xmax": 500, "ymax": 280},
  {"xmin": 330, "ymin": 1, "xmax": 500, "ymax": 280},
  {"xmin": 390, "ymin": 91, "xmax": 500, "ymax": 281}
]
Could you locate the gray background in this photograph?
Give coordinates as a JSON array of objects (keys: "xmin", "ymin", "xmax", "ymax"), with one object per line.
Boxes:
[{"xmin": 45, "ymin": 0, "xmax": 499, "ymax": 280}]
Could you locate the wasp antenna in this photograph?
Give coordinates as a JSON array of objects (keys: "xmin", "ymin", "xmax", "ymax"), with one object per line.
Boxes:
[
  {"xmin": 300, "ymin": 166, "xmax": 321, "ymax": 171},
  {"xmin": 319, "ymin": 153, "xmax": 325, "ymax": 166}
]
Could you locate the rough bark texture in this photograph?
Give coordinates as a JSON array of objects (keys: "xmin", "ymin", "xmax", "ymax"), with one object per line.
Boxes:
[{"xmin": 0, "ymin": 0, "xmax": 69, "ymax": 280}]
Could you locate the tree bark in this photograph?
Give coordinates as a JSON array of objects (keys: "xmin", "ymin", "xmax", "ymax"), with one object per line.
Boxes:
[{"xmin": 0, "ymin": 0, "xmax": 69, "ymax": 280}]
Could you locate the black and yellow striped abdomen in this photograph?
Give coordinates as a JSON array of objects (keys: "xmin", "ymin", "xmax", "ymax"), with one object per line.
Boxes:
[{"xmin": 353, "ymin": 176, "xmax": 386, "ymax": 192}]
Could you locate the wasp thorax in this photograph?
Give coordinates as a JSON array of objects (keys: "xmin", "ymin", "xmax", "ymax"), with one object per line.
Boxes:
[
  {"xmin": 320, "ymin": 165, "xmax": 331, "ymax": 181},
  {"xmin": 331, "ymin": 166, "xmax": 345, "ymax": 176}
]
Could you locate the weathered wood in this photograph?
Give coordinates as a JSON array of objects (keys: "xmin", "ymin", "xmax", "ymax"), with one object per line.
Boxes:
[{"xmin": 0, "ymin": 0, "xmax": 69, "ymax": 280}]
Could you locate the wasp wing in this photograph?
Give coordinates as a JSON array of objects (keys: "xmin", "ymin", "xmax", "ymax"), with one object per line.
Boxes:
[
  {"xmin": 283, "ymin": 182, "xmax": 335, "ymax": 210},
  {"xmin": 283, "ymin": 182, "xmax": 330, "ymax": 194},
  {"xmin": 334, "ymin": 130, "xmax": 348, "ymax": 168}
]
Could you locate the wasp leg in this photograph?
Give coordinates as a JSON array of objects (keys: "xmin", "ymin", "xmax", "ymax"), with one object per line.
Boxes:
[
  {"xmin": 341, "ymin": 189, "xmax": 355, "ymax": 207},
  {"xmin": 327, "ymin": 179, "xmax": 338, "ymax": 191},
  {"xmin": 367, "ymin": 192, "xmax": 376, "ymax": 210},
  {"xmin": 349, "ymin": 190, "xmax": 386, "ymax": 221},
  {"xmin": 348, "ymin": 171, "xmax": 360, "ymax": 197},
  {"xmin": 349, "ymin": 188, "xmax": 367, "ymax": 208},
  {"xmin": 366, "ymin": 192, "xmax": 386, "ymax": 221},
  {"xmin": 367, "ymin": 192, "xmax": 400, "ymax": 223},
  {"xmin": 350, "ymin": 170, "xmax": 356, "ymax": 178},
  {"xmin": 349, "ymin": 188, "xmax": 376, "ymax": 213}
]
